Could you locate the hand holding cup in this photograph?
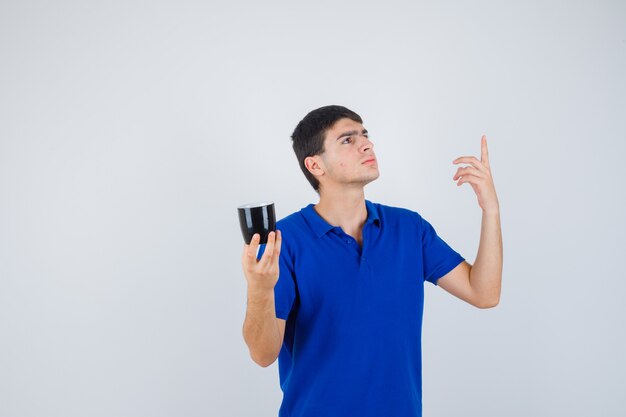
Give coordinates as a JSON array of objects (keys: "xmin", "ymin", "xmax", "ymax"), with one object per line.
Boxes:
[{"xmin": 241, "ymin": 230, "xmax": 282, "ymax": 292}]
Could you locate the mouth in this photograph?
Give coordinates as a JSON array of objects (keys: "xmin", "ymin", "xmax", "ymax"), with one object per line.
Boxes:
[{"xmin": 362, "ymin": 158, "xmax": 377, "ymax": 165}]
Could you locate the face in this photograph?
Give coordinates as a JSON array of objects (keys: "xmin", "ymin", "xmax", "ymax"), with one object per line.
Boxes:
[{"xmin": 306, "ymin": 118, "xmax": 379, "ymax": 191}]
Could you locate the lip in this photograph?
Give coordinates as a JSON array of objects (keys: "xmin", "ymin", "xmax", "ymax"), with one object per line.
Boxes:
[{"xmin": 362, "ymin": 157, "xmax": 377, "ymax": 165}]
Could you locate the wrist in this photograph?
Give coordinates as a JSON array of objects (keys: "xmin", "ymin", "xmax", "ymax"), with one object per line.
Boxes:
[
  {"xmin": 247, "ymin": 285, "xmax": 275, "ymax": 299},
  {"xmin": 482, "ymin": 206, "xmax": 500, "ymax": 217}
]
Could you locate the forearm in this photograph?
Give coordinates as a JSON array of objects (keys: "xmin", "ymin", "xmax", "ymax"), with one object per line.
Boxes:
[
  {"xmin": 242, "ymin": 287, "xmax": 282, "ymax": 366},
  {"xmin": 469, "ymin": 209, "xmax": 503, "ymax": 307}
]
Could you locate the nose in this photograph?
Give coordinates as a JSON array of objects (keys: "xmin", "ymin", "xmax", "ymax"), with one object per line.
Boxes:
[{"xmin": 359, "ymin": 135, "xmax": 374, "ymax": 153}]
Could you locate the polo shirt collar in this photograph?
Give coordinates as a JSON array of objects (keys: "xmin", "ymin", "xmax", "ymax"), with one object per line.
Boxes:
[{"xmin": 301, "ymin": 200, "xmax": 381, "ymax": 238}]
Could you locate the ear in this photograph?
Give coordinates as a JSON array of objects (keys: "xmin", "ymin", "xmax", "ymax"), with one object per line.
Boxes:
[{"xmin": 304, "ymin": 155, "xmax": 325, "ymax": 178}]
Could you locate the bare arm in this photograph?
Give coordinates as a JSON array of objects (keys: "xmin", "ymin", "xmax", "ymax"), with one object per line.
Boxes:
[
  {"xmin": 243, "ymin": 288, "xmax": 286, "ymax": 367},
  {"xmin": 468, "ymin": 209, "xmax": 502, "ymax": 306},
  {"xmin": 241, "ymin": 231, "xmax": 286, "ymax": 367},
  {"xmin": 438, "ymin": 209, "xmax": 502, "ymax": 308}
]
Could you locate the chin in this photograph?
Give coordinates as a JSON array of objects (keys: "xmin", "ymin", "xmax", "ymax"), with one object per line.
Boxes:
[{"xmin": 362, "ymin": 172, "xmax": 380, "ymax": 186}]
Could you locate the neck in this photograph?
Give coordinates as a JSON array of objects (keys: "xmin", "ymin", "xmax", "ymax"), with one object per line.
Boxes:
[{"xmin": 314, "ymin": 186, "xmax": 368, "ymax": 242}]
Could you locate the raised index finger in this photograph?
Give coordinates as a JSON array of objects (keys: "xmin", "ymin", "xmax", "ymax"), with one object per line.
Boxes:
[{"xmin": 481, "ymin": 135, "xmax": 490, "ymax": 167}]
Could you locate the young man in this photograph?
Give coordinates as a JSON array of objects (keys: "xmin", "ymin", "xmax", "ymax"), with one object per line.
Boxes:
[{"xmin": 241, "ymin": 105, "xmax": 502, "ymax": 417}]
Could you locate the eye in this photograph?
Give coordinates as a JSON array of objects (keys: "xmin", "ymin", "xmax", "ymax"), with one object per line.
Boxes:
[{"xmin": 342, "ymin": 137, "xmax": 353, "ymax": 144}]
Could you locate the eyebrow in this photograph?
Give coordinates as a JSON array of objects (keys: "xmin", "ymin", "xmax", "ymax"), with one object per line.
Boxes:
[{"xmin": 335, "ymin": 129, "xmax": 369, "ymax": 141}]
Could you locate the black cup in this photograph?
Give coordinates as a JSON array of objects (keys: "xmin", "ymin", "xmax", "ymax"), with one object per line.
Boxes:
[{"xmin": 237, "ymin": 202, "xmax": 276, "ymax": 244}]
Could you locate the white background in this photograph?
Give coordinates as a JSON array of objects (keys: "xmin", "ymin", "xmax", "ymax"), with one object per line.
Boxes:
[{"xmin": 1, "ymin": 1, "xmax": 625, "ymax": 416}]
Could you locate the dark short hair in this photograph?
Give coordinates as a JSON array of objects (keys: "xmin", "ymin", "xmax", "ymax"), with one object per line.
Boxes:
[{"xmin": 291, "ymin": 105, "xmax": 363, "ymax": 192}]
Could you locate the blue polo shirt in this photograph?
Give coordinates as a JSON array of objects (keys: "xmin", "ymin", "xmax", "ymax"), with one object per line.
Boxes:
[{"xmin": 269, "ymin": 200, "xmax": 464, "ymax": 417}]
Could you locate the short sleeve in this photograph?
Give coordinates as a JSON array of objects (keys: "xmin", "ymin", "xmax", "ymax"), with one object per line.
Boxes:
[
  {"xmin": 420, "ymin": 216, "xmax": 465, "ymax": 286},
  {"xmin": 257, "ymin": 241, "xmax": 296, "ymax": 320}
]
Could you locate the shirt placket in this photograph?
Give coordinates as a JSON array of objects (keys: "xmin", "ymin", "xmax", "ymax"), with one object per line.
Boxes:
[
  {"xmin": 331, "ymin": 225, "xmax": 373, "ymax": 273},
  {"xmin": 359, "ymin": 223, "xmax": 372, "ymax": 272}
]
